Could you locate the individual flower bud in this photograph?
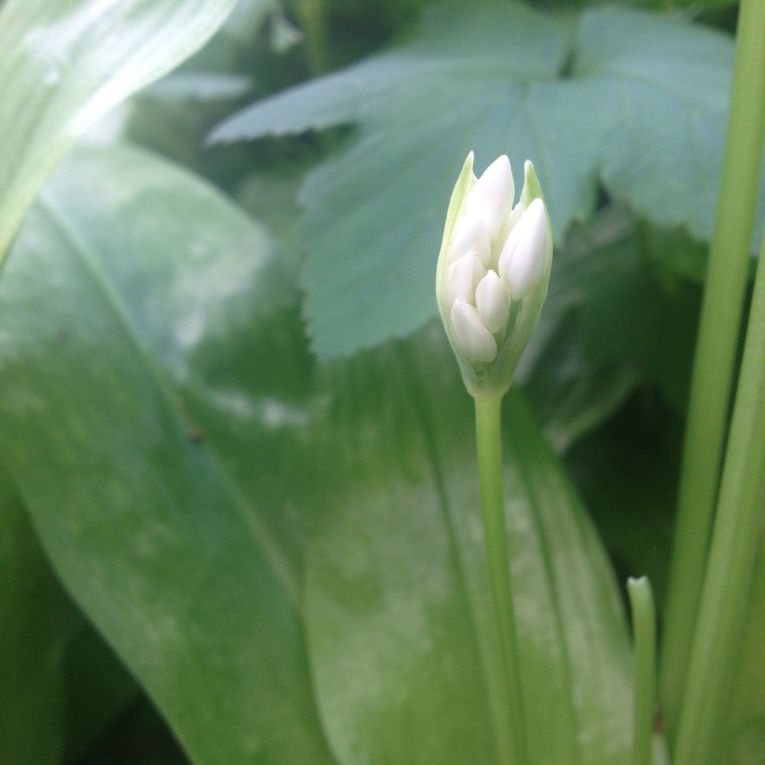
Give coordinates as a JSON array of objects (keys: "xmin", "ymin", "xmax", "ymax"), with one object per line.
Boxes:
[
  {"xmin": 464, "ymin": 155, "xmax": 514, "ymax": 240},
  {"xmin": 435, "ymin": 151, "xmax": 553, "ymax": 398},
  {"xmin": 475, "ymin": 270, "xmax": 510, "ymax": 334},
  {"xmin": 448, "ymin": 214, "xmax": 492, "ymax": 267},
  {"xmin": 498, "ymin": 198, "xmax": 552, "ymax": 300},
  {"xmin": 450, "ymin": 300, "xmax": 497, "ymax": 363},
  {"xmin": 445, "ymin": 250, "xmax": 486, "ymax": 307}
]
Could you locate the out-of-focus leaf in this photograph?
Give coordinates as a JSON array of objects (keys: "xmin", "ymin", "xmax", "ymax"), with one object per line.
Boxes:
[
  {"xmin": 0, "ymin": 145, "xmax": 334, "ymax": 765},
  {"xmin": 0, "ymin": 0, "xmax": 238, "ymax": 261},
  {"xmin": 572, "ymin": 6, "xmax": 761, "ymax": 244},
  {"xmin": 211, "ymin": 3, "xmax": 761, "ymax": 358},
  {"xmin": 647, "ymin": 227, "xmax": 709, "ymax": 285},
  {"xmin": 75, "ymin": 695, "xmax": 190, "ymax": 765},
  {"xmin": 565, "ymin": 393, "xmax": 681, "ymax": 608},
  {"xmin": 144, "ymin": 72, "xmax": 253, "ymax": 103},
  {"xmin": 519, "ymin": 208, "xmax": 643, "ymax": 451},
  {"xmin": 580, "ymin": 243, "xmax": 701, "ymax": 414},
  {"xmin": 306, "ymin": 335, "xmax": 633, "ymax": 765},
  {"xmin": 721, "ymin": 536, "xmax": 765, "ymax": 764},
  {"xmin": 0, "ymin": 471, "xmax": 64, "ymax": 765},
  {"xmin": 0, "ymin": 144, "xmax": 632, "ymax": 764},
  {"xmin": 211, "ymin": 3, "xmax": 582, "ymax": 357},
  {"xmin": 62, "ymin": 620, "xmax": 138, "ymax": 764}
]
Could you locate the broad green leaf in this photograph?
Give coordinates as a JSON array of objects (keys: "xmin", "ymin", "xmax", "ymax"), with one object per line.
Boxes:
[
  {"xmin": 0, "ymin": 144, "xmax": 334, "ymax": 765},
  {"xmin": 0, "ymin": 0, "xmax": 238, "ymax": 261},
  {"xmin": 572, "ymin": 6, "xmax": 758, "ymax": 244},
  {"xmin": 0, "ymin": 470, "xmax": 64, "ymax": 765},
  {"xmin": 0, "ymin": 144, "xmax": 633, "ymax": 763},
  {"xmin": 305, "ymin": 338, "xmax": 633, "ymax": 765},
  {"xmin": 210, "ymin": 3, "xmax": 762, "ymax": 358},
  {"xmin": 211, "ymin": 3, "xmax": 582, "ymax": 357}
]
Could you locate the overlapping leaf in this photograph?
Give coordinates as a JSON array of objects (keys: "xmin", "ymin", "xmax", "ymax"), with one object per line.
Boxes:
[
  {"xmin": 0, "ymin": 144, "xmax": 634, "ymax": 763},
  {"xmin": 0, "ymin": 0, "xmax": 238, "ymax": 261},
  {"xmin": 0, "ymin": 472, "xmax": 64, "ymax": 765},
  {"xmin": 0, "ymin": 145, "xmax": 333, "ymax": 765},
  {"xmin": 212, "ymin": 3, "xmax": 763, "ymax": 358}
]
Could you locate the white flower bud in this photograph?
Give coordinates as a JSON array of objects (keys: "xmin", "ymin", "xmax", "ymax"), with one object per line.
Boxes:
[
  {"xmin": 498, "ymin": 198, "xmax": 551, "ymax": 300},
  {"xmin": 448, "ymin": 214, "xmax": 492, "ymax": 267},
  {"xmin": 445, "ymin": 250, "xmax": 485, "ymax": 307},
  {"xmin": 464, "ymin": 155, "xmax": 514, "ymax": 240},
  {"xmin": 475, "ymin": 270, "xmax": 510, "ymax": 334},
  {"xmin": 435, "ymin": 152, "xmax": 552, "ymax": 397},
  {"xmin": 450, "ymin": 300, "xmax": 497, "ymax": 363}
]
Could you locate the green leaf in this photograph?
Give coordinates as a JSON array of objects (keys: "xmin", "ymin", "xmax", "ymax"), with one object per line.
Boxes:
[
  {"xmin": 61, "ymin": 619, "xmax": 139, "ymax": 764},
  {"xmin": 572, "ymin": 6, "xmax": 758, "ymax": 244},
  {"xmin": 211, "ymin": 3, "xmax": 762, "ymax": 358},
  {"xmin": 0, "ymin": 144, "xmax": 632, "ymax": 763},
  {"xmin": 722, "ymin": 537, "xmax": 765, "ymax": 764},
  {"xmin": 305, "ymin": 341, "xmax": 633, "ymax": 765},
  {"xmin": 0, "ymin": 470, "xmax": 64, "ymax": 765},
  {"xmin": 0, "ymin": 144, "xmax": 334, "ymax": 765},
  {"xmin": 0, "ymin": 0, "xmax": 239, "ymax": 261},
  {"xmin": 519, "ymin": 208, "xmax": 644, "ymax": 451}
]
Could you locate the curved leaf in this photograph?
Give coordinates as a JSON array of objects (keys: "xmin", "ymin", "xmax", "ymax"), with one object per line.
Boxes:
[
  {"xmin": 305, "ymin": 338, "xmax": 632, "ymax": 765},
  {"xmin": 0, "ymin": 471, "xmax": 64, "ymax": 765},
  {"xmin": 0, "ymin": 145, "xmax": 334, "ymax": 765},
  {"xmin": 0, "ymin": 144, "xmax": 632, "ymax": 764},
  {"xmin": 0, "ymin": 0, "xmax": 238, "ymax": 261}
]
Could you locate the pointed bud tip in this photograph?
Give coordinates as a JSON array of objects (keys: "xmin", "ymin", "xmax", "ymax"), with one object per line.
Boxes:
[{"xmin": 499, "ymin": 197, "xmax": 551, "ymax": 300}]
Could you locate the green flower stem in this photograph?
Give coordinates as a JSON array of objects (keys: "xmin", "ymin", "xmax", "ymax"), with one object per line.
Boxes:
[
  {"xmin": 293, "ymin": 0, "xmax": 328, "ymax": 76},
  {"xmin": 628, "ymin": 577, "xmax": 657, "ymax": 765},
  {"xmin": 673, "ymin": 228, "xmax": 765, "ymax": 765},
  {"xmin": 474, "ymin": 394, "xmax": 527, "ymax": 765},
  {"xmin": 660, "ymin": 0, "xmax": 765, "ymax": 736}
]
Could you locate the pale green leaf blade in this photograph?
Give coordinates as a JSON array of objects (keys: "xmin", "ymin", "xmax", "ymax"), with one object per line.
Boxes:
[
  {"xmin": 305, "ymin": 336, "xmax": 632, "ymax": 765},
  {"xmin": 0, "ymin": 0, "xmax": 238, "ymax": 261},
  {"xmin": 0, "ymin": 145, "xmax": 334, "ymax": 765}
]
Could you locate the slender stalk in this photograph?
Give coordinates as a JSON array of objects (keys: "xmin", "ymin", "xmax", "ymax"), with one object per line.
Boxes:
[
  {"xmin": 628, "ymin": 577, "xmax": 657, "ymax": 765},
  {"xmin": 474, "ymin": 394, "xmax": 527, "ymax": 765},
  {"xmin": 673, "ymin": 228, "xmax": 765, "ymax": 765},
  {"xmin": 660, "ymin": 0, "xmax": 765, "ymax": 736},
  {"xmin": 293, "ymin": 0, "xmax": 328, "ymax": 77}
]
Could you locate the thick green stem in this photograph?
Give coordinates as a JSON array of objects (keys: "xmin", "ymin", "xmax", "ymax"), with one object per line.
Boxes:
[
  {"xmin": 628, "ymin": 577, "xmax": 657, "ymax": 765},
  {"xmin": 660, "ymin": 0, "xmax": 765, "ymax": 736},
  {"xmin": 474, "ymin": 394, "xmax": 527, "ymax": 765},
  {"xmin": 673, "ymin": 229, "xmax": 765, "ymax": 765}
]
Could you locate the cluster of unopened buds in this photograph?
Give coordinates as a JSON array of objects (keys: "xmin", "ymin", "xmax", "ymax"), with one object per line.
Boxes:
[{"xmin": 436, "ymin": 153, "xmax": 553, "ymax": 396}]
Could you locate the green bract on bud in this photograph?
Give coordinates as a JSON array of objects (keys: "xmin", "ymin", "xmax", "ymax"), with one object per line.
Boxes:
[{"xmin": 435, "ymin": 152, "xmax": 553, "ymax": 397}]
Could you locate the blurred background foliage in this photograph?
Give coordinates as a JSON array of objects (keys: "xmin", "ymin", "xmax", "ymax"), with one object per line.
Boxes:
[{"xmin": 1, "ymin": 0, "xmax": 764, "ymax": 763}]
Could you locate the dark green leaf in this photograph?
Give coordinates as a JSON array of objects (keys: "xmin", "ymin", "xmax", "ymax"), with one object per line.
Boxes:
[{"xmin": 0, "ymin": 470, "xmax": 64, "ymax": 765}]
